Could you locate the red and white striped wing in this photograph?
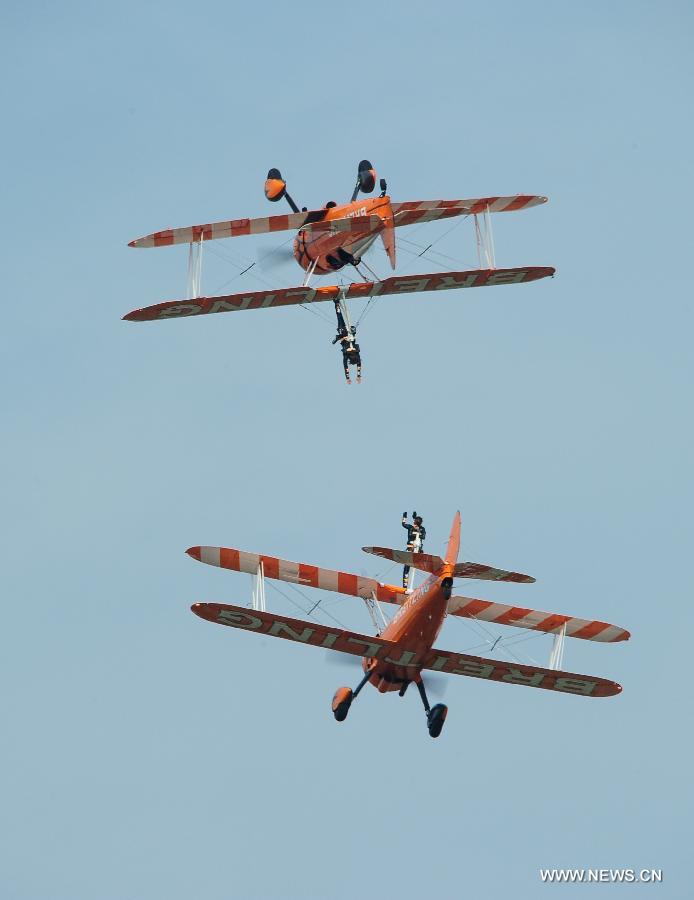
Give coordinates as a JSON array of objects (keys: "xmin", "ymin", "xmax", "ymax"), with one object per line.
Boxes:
[
  {"xmin": 186, "ymin": 546, "xmax": 403, "ymax": 603},
  {"xmin": 128, "ymin": 209, "xmax": 329, "ymax": 248},
  {"xmin": 447, "ymin": 595, "xmax": 630, "ymax": 642},
  {"xmin": 123, "ymin": 266, "xmax": 555, "ymax": 322},
  {"xmin": 453, "ymin": 561, "xmax": 536, "ymax": 583},
  {"xmin": 391, "ymin": 195, "xmax": 548, "ymax": 228}
]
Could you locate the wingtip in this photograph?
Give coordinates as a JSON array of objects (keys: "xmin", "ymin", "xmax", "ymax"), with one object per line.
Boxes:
[{"xmin": 186, "ymin": 546, "xmax": 202, "ymax": 561}]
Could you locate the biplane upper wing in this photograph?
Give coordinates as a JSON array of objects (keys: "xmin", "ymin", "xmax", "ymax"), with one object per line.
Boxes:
[
  {"xmin": 186, "ymin": 546, "xmax": 405, "ymax": 604},
  {"xmin": 128, "ymin": 208, "xmax": 336, "ymax": 248},
  {"xmin": 453, "ymin": 561, "xmax": 536, "ymax": 583},
  {"xmin": 361, "ymin": 547, "xmax": 445, "ymax": 574},
  {"xmin": 420, "ymin": 646, "xmax": 621, "ymax": 697},
  {"xmin": 123, "ymin": 266, "xmax": 555, "ymax": 322},
  {"xmin": 447, "ymin": 595, "xmax": 630, "ymax": 642},
  {"xmin": 191, "ymin": 602, "xmax": 621, "ymax": 697},
  {"xmin": 391, "ymin": 195, "xmax": 548, "ymax": 228}
]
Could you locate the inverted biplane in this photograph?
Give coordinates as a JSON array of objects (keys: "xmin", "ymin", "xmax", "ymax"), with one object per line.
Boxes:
[
  {"xmin": 124, "ymin": 160, "xmax": 555, "ymax": 382},
  {"xmin": 189, "ymin": 511, "xmax": 628, "ymax": 738}
]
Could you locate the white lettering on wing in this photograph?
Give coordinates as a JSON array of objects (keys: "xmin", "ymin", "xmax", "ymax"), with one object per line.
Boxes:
[
  {"xmin": 434, "ymin": 273, "xmax": 479, "ymax": 290},
  {"xmin": 346, "ymin": 637, "xmax": 383, "ymax": 658},
  {"xmin": 268, "ymin": 621, "xmax": 314, "ymax": 642},
  {"xmin": 209, "ymin": 297, "xmax": 254, "ymax": 313},
  {"xmin": 159, "ymin": 304, "xmax": 201, "ymax": 318},
  {"xmin": 384, "ymin": 650, "xmax": 420, "ymax": 668},
  {"xmin": 451, "ymin": 659, "xmax": 495, "ymax": 679},
  {"xmin": 502, "ymin": 668, "xmax": 544, "ymax": 687},
  {"xmin": 554, "ymin": 677, "xmax": 597, "ymax": 696},
  {"xmin": 218, "ymin": 610, "xmax": 263, "ymax": 629}
]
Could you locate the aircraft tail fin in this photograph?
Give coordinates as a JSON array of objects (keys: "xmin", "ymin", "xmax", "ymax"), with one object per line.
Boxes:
[
  {"xmin": 444, "ymin": 511, "xmax": 461, "ymax": 564},
  {"xmin": 378, "ymin": 200, "xmax": 396, "ymax": 269}
]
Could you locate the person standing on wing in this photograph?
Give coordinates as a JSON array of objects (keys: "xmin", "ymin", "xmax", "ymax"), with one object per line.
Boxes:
[{"xmin": 401, "ymin": 511, "xmax": 426, "ymax": 589}]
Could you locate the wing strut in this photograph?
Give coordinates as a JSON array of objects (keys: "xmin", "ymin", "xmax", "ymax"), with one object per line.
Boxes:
[
  {"xmin": 474, "ymin": 205, "xmax": 496, "ymax": 269},
  {"xmin": 251, "ymin": 560, "xmax": 266, "ymax": 612},
  {"xmin": 363, "ymin": 589, "xmax": 389, "ymax": 635},
  {"xmin": 187, "ymin": 232, "xmax": 204, "ymax": 299},
  {"xmin": 548, "ymin": 623, "xmax": 566, "ymax": 670}
]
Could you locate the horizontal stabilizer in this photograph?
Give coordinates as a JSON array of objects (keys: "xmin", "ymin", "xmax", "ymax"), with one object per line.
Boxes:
[
  {"xmin": 453, "ymin": 561, "xmax": 535, "ymax": 583},
  {"xmin": 361, "ymin": 547, "xmax": 444, "ymax": 573},
  {"xmin": 420, "ymin": 647, "xmax": 621, "ymax": 697},
  {"xmin": 186, "ymin": 545, "xmax": 404, "ymax": 603},
  {"xmin": 391, "ymin": 195, "xmax": 547, "ymax": 228},
  {"xmin": 124, "ymin": 266, "xmax": 555, "ymax": 322},
  {"xmin": 192, "ymin": 602, "xmax": 621, "ymax": 698},
  {"xmin": 447, "ymin": 595, "xmax": 630, "ymax": 642}
]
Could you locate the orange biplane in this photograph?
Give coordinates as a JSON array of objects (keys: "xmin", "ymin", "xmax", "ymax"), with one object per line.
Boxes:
[
  {"xmin": 124, "ymin": 160, "xmax": 555, "ymax": 383},
  {"xmin": 189, "ymin": 511, "xmax": 628, "ymax": 738}
]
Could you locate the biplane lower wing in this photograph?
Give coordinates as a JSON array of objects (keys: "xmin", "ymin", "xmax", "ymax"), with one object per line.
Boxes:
[
  {"xmin": 361, "ymin": 547, "xmax": 445, "ymax": 573},
  {"xmin": 420, "ymin": 647, "xmax": 621, "ymax": 697},
  {"xmin": 391, "ymin": 195, "xmax": 547, "ymax": 228},
  {"xmin": 191, "ymin": 602, "xmax": 621, "ymax": 698},
  {"xmin": 186, "ymin": 546, "xmax": 404, "ymax": 604},
  {"xmin": 192, "ymin": 602, "xmax": 398, "ymax": 658},
  {"xmin": 453, "ymin": 561, "xmax": 536, "ymax": 583},
  {"xmin": 123, "ymin": 266, "xmax": 555, "ymax": 322},
  {"xmin": 447, "ymin": 595, "xmax": 630, "ymax": 642}
]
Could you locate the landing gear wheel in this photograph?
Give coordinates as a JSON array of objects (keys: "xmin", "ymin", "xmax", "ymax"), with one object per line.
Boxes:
[
  {"xmin": 332, "ymin": 687, "xmax": 353, "ymax": 722},
  {"xmin": 427, "ymin": 703, "xmax": 448, "ymax": 738}
]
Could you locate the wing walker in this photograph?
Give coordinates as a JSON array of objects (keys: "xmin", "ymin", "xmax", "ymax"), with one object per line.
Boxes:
[
  {"xmin": 189, "ymin": 511, "xmax": 629, "ymax": 739},
  {"xmin": 124, "ymin": 160, "xmax": 555, "ymax": 384}
]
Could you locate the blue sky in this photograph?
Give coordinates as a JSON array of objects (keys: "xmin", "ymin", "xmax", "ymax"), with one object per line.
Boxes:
[{"xmin": 2, "ymin": 1, "xmax": 692, "ymax": 897}]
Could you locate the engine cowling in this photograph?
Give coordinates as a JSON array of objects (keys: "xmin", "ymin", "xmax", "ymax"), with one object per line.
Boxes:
[{"xmin": 264, "ymin": 168, "xmax": 286, "ymax": 202}]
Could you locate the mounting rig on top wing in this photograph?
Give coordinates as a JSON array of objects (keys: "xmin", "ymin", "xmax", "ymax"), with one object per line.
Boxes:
[{"xmin": 124, "ymin": 159, "xmax": 556, "ymax": 384}]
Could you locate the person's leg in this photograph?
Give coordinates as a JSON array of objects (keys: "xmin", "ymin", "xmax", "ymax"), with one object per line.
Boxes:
[
  {"xmin": 334, "ymin": 300, "xmax": 346, "ymax": 332},
  {"xmin": 342, "ymin": 354, "xmax": 351, "ymax": 384}
]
